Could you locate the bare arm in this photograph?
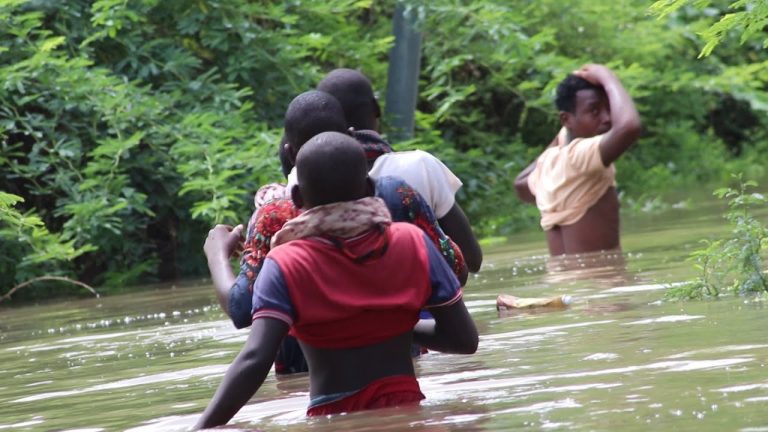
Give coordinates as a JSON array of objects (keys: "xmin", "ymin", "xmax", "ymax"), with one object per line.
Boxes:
[
  {"xmin": 575, "ymin": 64, "xmax": 641, "ymax": 166},
  {"xmin": 514, "ymin": 160, "xmax": 537, "ymax": 204},
  {"xmin": 413, "ymin": 300, "xmax": 478, "ymax": 354},
  {"xmin": 203, "ymin": 224, "xmax": 244, "ymax": 315},
  {"xmin": 194, "ymin": 318, "xmax": 289, "ymax": 430},
  {"xmin": 515, "ymin": 134, "xmax": 561, "ymax": 204},
  {"xmin": 438, "ymin": 203, "xmax": 482, "ymax": 273}
]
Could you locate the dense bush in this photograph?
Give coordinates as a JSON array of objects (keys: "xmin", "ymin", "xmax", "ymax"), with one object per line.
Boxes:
[
  {"xmin": 1, "ymin": 0, "xmax": 767, "ymax": 296},
  {"xmin": 666, "ymin": 175, "xmax": 768, "ymax": 300}
]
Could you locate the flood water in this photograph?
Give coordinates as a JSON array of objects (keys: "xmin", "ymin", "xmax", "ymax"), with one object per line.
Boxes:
[{"xmin": 2, "ymin": 197, "xmax": 768, "ymax": 431}]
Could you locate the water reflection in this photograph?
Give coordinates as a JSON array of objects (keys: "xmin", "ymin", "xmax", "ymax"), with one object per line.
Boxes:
[
  {"xmin": 544, "ymin": 250, "xmax": 631, "ymax": 288},
  {"xmin": 496, "ymin": 250, "xmax": 639, "ymax": 316}
]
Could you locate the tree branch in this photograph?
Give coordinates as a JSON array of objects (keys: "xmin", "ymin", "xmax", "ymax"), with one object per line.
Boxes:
[{"xmin": 1, "ymin": 276, "xmax": 99, "ymax": 303}]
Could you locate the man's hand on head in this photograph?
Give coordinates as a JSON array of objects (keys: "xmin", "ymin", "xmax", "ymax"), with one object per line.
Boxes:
[{"xmin": 572, "ymin": 64, "xmax": 614, "ymax": 86}]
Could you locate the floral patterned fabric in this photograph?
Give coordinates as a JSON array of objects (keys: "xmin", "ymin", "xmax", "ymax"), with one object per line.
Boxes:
[
  {"xmin": 253, "ymin": 182, "xmax": 291, "ymax": 210},
  {"xmin": 352, "ymin": 129, "xmax": 393, "ymax": 161},
  {"xmin": 377, "ymin": 176, "xmax": 465, "ymax": 278},
  {"xmin": 229, "ymin": 184, "xmax": 297, "ymax": 330}
]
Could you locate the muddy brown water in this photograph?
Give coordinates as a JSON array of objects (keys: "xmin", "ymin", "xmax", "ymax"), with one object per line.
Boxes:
[{"xmin": 2, "ymin": 197, "xmax": 768, "ymax": 431}]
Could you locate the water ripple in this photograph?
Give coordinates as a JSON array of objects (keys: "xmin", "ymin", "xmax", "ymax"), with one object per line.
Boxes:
[
  {"xmin": 482, "ymin": 320, "xmax": 616, "ymax": 340},
  {"xmin": 624, "ymin": 315, "xmax": 704, "ymax": 325},
  {"xmin": 496, "ymin": 398, "xmax": 581, "ymax": 414},
  {"xmin": 13, "ymin": 364, "xmax": 229, "ymax": 403}
]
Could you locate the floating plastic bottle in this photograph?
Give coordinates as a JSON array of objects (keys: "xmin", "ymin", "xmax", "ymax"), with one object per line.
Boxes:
[{"xmin": 496, "ymin": 294, "xmax": 573, "ymax": 310}]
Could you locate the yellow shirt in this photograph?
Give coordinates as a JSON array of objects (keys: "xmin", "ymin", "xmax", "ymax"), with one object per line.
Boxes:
[{"xmin": 528, "ymin": 128, "xmax": 616, "ymax": 230}]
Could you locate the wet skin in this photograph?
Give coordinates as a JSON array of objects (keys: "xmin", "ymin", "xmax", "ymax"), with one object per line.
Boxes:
[
  {"xmin": 301, "ymin": 332, "xmax": 415, "ymax": 397},
  {"xmin": 546, "ymin": 88, "xmax": 615, "ymax": 255},
  {"xmin": 515, "ymin": 64, "xmax": 641, "ymax": 256},
  {"xmin": 547, "ymin": 85, "xmax": 636, "ymax": 255},
  {"xmin": 546, "ymin": 186, "xmax": 620, "ymax": 255}
]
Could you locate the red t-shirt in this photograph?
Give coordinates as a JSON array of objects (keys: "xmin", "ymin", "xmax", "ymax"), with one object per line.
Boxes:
[{"xmin": 251, "ymin": 223, "xmax": 461, "ymax": 349}]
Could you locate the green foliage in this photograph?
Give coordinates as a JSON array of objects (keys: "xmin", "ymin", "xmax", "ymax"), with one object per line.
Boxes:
[
  {"xmin": 651, "ymin": 0, "xmax": 768, "ymax": 57},
  {"xmin": 666, "ymin": 175, "xmax": 768, "ymax": 300},
  {"xmin": 2, "ymin": 0, "xmax": 768, "ymax": 298},
  {"xmin": 402, "ymin": 0, "xmax": 768, "ymax": 234},
  {"xmin": 0, "ymin": 0, "xmax": 394, "ymax": 296},
  {"xmin": 0, "ymin": 191, "xmax": 95, "ymax": 290}
]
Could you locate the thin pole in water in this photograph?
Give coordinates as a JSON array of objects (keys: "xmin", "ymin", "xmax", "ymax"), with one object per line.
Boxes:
[{"xmin": 385, "ymin": 2, "xmax": 423, "ymax": 143}]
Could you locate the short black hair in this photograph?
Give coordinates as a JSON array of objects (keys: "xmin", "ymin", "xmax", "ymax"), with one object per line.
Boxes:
[
  {"xmin": 317, "ymin": 69, "xmax": 380, "ymax": 131},
  {"xmin": 555, "ymin": 74, "xmax": 603, "ymax": 113},
  {"xmin": 296, "ymin": 131, "xmax": 368, "ymax": 207},
  {"xmin": 284, "ymin": 90, "xmax": 347, "ymax": 154}
]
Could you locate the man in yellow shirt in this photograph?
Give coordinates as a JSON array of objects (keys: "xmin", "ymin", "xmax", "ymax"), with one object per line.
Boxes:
[{"xmin": 515, "ymin": 64, "xmax": 641, "ymax": 255}]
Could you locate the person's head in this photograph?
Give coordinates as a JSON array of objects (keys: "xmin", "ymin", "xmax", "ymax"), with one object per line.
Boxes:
[
  {"xmin": 292, "ymin": 131, "xmax": 373, "ymax": 209},
  {"xmin": 283, "ymin": 90, "xmax": 348, "ymax": 163},
  {"xmin": 555, "ymin": 74, "xmax": 611, "ymax": 139},
  {"xmin": 317, "ymin": 68, "xmax": 381, "ymax": 131}
]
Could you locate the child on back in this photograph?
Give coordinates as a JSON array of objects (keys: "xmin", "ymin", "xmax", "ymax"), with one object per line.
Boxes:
[
  {"xmin": 205, "ymin": 90, "xmax": 468, "ymax": 372},
  {"xmin": 194, "ymin": 132, "xmax": 478, "ymax": 428},
  {"xmin": 315, "ymin": 68, "xmax": 483, "ymax": 273}
]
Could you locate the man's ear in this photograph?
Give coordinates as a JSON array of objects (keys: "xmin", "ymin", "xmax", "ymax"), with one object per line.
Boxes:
[
  {"xmin": 559, "ymin": 111, "xmax": 570, "ymax": 128},
  {"xmin": 373, "ymin": 98, "xmax": 382, "ymax": 119},
  {"xmin": 372, "ymin": 98, "xmax": 382, "ymax": 131},
  {"xmin": 365, "ymin": 177, "xmax": 375, "ymax": 198},
  {"xmin": 291, "ymin": 184, "xmax": 305, "ymax": 209},
  {"xmin": 284, "ymin": 142, "xmax": 296, "ymax": 165}
]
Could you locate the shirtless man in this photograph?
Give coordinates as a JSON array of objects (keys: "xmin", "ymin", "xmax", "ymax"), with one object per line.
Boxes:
[
  {"xmin": 194, "ymin": 132, "xmax": 478, "ymax": 428},
  {"xmin": 514, "ymin": 64, "xmax": 641, "ymax": 255}
]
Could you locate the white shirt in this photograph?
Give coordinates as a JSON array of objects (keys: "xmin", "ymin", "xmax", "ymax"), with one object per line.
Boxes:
[
  {"xmin": 369, "ymin": 150, "xmax": 462, "ymax": 218},
  {"xmin": 288, "ymin": 150, "xmax": 462, "ymax": 219}
]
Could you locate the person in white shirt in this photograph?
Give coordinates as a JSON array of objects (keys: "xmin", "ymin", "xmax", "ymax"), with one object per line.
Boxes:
[{"xmin": 312, "ymin": 68, "xmax": 483, "ymax": 272}]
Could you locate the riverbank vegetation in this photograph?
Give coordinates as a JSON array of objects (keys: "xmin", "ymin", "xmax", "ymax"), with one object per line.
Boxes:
[
  {"xmin": 2, "ymin": 0, "xmax": 768, "ymax": 298},
  {"xmin": 666, "ymin": 175, "xmax": 768, "ymax": 300}
]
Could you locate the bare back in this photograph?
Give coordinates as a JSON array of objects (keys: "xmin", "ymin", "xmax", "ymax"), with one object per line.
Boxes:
[
  {"xmin": 546, "ymin": 186, "xmax": 620, "ymax": 255},
  {"xmin": 535, "ymin": 64, "xmax": 639, "ymax": 257},
  {"xmin": 300, "ymin": 332, "xmax": 415, "ymax": 397}
]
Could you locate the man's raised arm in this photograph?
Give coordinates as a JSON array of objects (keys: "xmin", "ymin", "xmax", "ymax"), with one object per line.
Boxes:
[{"xmin": 574, "ymin": 64, "xmax": 641, "ymax": 166}]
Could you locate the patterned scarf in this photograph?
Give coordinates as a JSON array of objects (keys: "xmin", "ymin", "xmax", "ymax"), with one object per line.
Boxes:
[
  {"xmin": 352, "ymin": 129, "xmax": 393, "ymax": 162},
  {"xmin": 271, "ymin": 196, "xmax": 392, "ymax": 248}
]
